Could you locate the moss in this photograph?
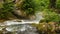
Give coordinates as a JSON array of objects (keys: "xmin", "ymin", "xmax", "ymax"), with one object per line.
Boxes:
[{"xmin": 32, "ymin": 22, "xmax": 59, "ymax": 34}]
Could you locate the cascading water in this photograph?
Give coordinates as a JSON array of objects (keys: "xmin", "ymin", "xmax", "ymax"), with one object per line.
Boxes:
[{"xmin": 0, "ymin": 12, "xmax": 43, "ymax": 34}]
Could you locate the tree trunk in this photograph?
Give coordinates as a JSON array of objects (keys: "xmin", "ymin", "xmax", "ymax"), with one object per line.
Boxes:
[{"xmin": 50, "ymin": 0, "xmax": 56, "ymax": 8}]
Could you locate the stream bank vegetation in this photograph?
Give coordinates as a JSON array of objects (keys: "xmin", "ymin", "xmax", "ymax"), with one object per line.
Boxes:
[
  {"xmin": 0, "ymin": 0, "xmax": 60, "ymax": 34},
  {"xmin": 32, "ymin": 0, "xmax": 60, "ymax": 34}
]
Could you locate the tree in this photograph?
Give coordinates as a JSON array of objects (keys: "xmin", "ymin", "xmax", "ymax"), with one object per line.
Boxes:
[{"xmin": 50, "ymin": 0, "xmax": 56, "ymax": 8}]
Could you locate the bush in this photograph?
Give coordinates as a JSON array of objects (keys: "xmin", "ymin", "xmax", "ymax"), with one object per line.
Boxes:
[
  {"xmin": 0, "ymin": 0, "xmax": 14, "ymax": 19},
  {"xmin": 40, "ymin": 9, "xmax": 60, "ymax": 23},
  {"xmin": 33, "ymin": 0, "xmax": 50, "ymax": 11},
  {"xmin": 18, "ymin": 0, "xmax": 50, "ymax": 15},
  {"xmin": 21, "ymin": 0, "xmax": 38, "ymax": 15},
  {"xmin": 56, "ymin": 0, "xmax": 60, "ymax": 9}
]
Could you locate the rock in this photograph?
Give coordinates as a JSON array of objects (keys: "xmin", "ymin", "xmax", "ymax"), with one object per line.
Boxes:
[
  {"xmin": 12, "ymin": 10, "xmax": 36, "ymax": 20},
  {"xmin": 28, "ymin": 15, "xmax": 36, "ymax": 20},
  {"xmin": 17, "ymin": 25, "xmax": 38, "ymax": 34},
  {"xmin": 0, "ymin": 24, "xmax": 38, "ymax": 34},
  {"xmin": 0, "ymin": 23, "xmax": 38, "ymax": 34},
  {"xmin": 15, "ymin": 10, "xmax": 26, "ymax": 17}
]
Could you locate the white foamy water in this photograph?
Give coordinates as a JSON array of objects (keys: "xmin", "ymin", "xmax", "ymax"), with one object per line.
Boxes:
[
  {"xmin": 3, "ymin": 12, "xmax": 43, "ymax": 26},
  {"xmin": 0, "ymin": 12, "xmax": 43, "ymax": 32},
  {"xmin": 22, "ymin": 12, "xmax": 43, "ymax": 24}
]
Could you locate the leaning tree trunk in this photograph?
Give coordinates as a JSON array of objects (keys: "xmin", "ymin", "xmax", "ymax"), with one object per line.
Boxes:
[{"xmin": 50, "ymin": 0, "xmax": 56, "ymax": 8}]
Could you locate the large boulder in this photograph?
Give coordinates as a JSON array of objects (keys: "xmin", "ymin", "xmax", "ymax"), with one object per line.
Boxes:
[{"xmin": 12, "ymin": 10, "xmax": 36, "ymax": 20}]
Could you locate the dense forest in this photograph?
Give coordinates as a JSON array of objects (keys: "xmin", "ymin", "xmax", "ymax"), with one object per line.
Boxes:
[{"xmin": 0, "ymin": 0, "xmax": 60, "ymax": 34}]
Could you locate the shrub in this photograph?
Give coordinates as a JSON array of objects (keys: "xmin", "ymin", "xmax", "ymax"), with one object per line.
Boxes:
[
  {"xmin": 56, "ymin": 0, "xmax": 60, "ymax": 9},
  {"xmin": 18, "ymin": 0, "xmax": 50, "ymax": 15},
  {"xmin": 40, "ymin": 9, "xmax": 60, "ymax": 23},
  {"xmin": 21, "ymin": 0, "xmax": 38, "ymax": 15},
  {"xmin": 0, "ymin": 0, "xmax": 14, "ymax": 19}
]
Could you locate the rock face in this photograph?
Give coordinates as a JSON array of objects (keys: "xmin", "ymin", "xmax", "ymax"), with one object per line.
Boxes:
[{"xmin": 12, "ymin": 10, "xmax": 36, "ymax": 20}]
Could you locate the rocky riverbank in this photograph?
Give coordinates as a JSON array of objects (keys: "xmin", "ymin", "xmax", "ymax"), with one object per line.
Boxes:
[
  {"xmin": 0, "ymin": 20, "xmax": 60, "ymax": 34},
  {"xmin": 0, "ymin": 19, "xmax": 39, "ymax": 34}
]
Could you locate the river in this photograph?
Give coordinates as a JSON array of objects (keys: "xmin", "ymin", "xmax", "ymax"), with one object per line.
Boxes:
[{"xmin": 0, "ymin": 12, "xmax": 43, "ymax": 34}]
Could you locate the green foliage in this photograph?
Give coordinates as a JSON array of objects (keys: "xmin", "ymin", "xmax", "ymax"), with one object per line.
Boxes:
[
  {"xmin": 41, "ymin": 9, "xmax": 60, "ymax": 23},
  {"xmin": 21, "ymin": 0, "xmax": 50, "ymax": 15},
  {"xmin": 0, "ymin": 0, "xmax": 14, "ymax": 19},
  {"xmin": 21, "ymin": 0, "xmax": 36, "ymax": 15},
  {"xmin": 2, "ymin": 1, "xmax": 14, "ymax": 12},
  {"xmin": 4, "ymin": 0, "xmax": 14, "ymax": 3},
  {"xmin": 56, "ymin": 0, "xmax": 60, "ymax": 9},
  {"xmin": 0, "ymin": 2, "xmax": 3, "ymax": 8},
  {"xmin": 32, "ymin": 0, "xmax": 49, "ymax": 10},
  {"xmin": 0, "ymin": 0, "xmax": 60, "ymax": 20}
]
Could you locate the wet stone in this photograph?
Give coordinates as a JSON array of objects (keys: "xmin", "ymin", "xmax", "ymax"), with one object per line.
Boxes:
[{"xmin": 0, "ymin": 20, "xmax": 39, "ymax": 34}]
